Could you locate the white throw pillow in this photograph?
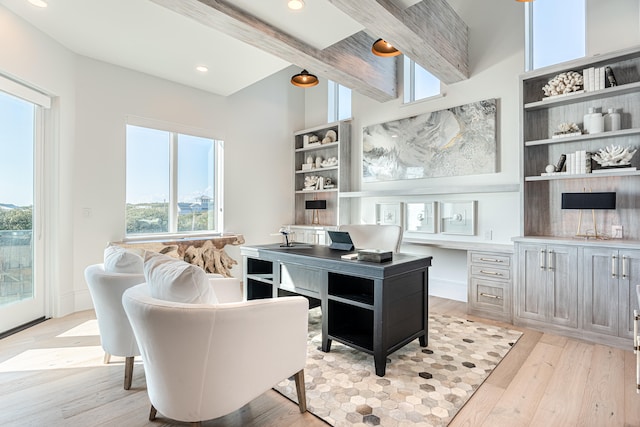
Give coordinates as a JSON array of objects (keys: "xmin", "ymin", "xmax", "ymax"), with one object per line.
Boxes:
[
  {"xmin": 103, "ymin": 244, "xmax": 144, "ymax": 274},
  {"xmin": 144, "ymin": 251, "xmax": 218, "ymax": 304}
]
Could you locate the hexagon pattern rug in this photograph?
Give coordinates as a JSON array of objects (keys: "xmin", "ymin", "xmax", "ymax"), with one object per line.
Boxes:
[{"xmin": 275, "ymin": 308, "xmax": 522, "ymax": 427}]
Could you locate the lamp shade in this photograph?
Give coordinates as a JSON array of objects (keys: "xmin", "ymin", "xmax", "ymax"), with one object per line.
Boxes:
[
  {"xmin": 372, "ymin": 39, "xmax": 401, "ymax": 57},
  {"xmin": 561, "ymin": 192, "xmax": 616, "ymax": 210},
  {"xmin": 291, "ymin": 69, "xmax": 318, "ymax": 87},
  {"xmin": 305, "ymin": 200, "xmax": 327, "ymax": 210}
]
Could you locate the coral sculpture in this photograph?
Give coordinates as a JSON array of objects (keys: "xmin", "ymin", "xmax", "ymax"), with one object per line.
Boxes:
[
  {"xmin": 542, "ymin": 71, "xmax": 583, "ymax": 97},
  {"xmin": 553, "ymin": 122, "xmax": 581, "ymax": 136},
  {"xmin": 592, "ymin": 145, "xmax": 637, "ymax": 167},
  {"xmin": 303, "ymin": 175, "xmax": 319, "ymax": 189}
]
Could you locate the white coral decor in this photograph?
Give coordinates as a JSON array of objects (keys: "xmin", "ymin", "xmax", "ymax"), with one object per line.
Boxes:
[
  {"xmin": 592, "ymin": 145, "xmax": 637, "ymax": 167},
  {"xmin": 542, "ymin": 71, "xmax": 584, "ymax": 97}
]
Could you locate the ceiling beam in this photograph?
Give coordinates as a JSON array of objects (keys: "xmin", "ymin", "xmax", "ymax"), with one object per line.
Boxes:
[
  {"xmin": 150, "ymin": 0, "xmax": 397, "ymax": 102},
  {"xmin": 326, "ymin": 0, "xmax": 469, "ymax": 84}
]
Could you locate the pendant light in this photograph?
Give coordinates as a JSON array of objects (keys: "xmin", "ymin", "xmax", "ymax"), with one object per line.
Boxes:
[
  {"xmin": 291, "ymin": 69, "xmax": 318, "ymax": 88},
  {"xmin": 371, "ymin": 39, "xmax": 401, "ymax": 57}
]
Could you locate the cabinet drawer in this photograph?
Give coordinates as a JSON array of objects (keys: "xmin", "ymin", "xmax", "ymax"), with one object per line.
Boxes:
[
  {"xmin": 472, "ymin": 279, "xmax": 506, "ymax": 308},
  {"xmin": 470, "ymin": 264, "xmax": 511, "ymax": 281},
  {"xmin": 470, "ymin": 252, "xmax": 511, "ymax": 267}
]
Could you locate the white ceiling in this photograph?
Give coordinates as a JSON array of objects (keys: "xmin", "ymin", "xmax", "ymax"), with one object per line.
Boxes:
[{"xmin": 0, "ymin": 0, "xmax": 379, "ymax": 96}]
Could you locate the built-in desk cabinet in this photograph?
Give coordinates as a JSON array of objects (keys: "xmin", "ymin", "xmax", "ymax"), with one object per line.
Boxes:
[
  {"xmin": 467, "ymin": 250, "xmax": 513, "ymax": 322},
  {"xmin": 514, "ymin": 238, "xmax": 640, "ymax": 348},
  {"xmin": 582, "ymin": 247, "xmax": 640, "ymax": 339},
  {"xmin": 516, "ymin": 243, "xmax": 579, "ymax": 328}
]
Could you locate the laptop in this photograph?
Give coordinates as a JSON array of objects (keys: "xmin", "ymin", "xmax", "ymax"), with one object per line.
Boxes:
[{"xmin": 327, "ymin": 230, "xmax": 355, "ymax": 251}]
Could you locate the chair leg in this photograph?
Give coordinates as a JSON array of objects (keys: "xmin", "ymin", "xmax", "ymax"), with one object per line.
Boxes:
[
  {"xmin": 149, "ymin": 405, "xmax": 157, "ymax": 421},
  {"xmin": 103, "ymin": 352, "xmax": 111, "ymax": 364},
  {"xmin": 293, "ymin": 369, "xmax": 307, "ymax": 413},
  {"xmin": 124, "ymin": 356, "xmax": 134, "ymax": 390},
  {"xmin": 191, "ymin": 423, "xmax": 201, "ymax": 427}
]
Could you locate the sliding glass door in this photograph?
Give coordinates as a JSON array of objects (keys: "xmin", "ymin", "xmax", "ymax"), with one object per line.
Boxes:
[{"xmin": 0, "ymin": 88, "xmax": 44, "ymax": 334}]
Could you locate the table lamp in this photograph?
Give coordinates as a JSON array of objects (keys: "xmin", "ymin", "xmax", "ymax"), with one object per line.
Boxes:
[
  {"xmin": 561, "ymin": 191, "xmax": 616, "ymax": 239},
  {"xmin": 305, "ymin": 199, "xmax": 326, "ymax": 225}
]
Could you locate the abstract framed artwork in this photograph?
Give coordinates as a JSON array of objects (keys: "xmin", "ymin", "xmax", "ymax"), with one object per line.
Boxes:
[
  {"xmin": 440, "ymin": 200, "xmax": 476, "ymax": 235},
  {"xmin": 362, "ymin": 99, "xmax": 497, "ymax": 182},
  {"xmin": 376, "ymin": 202, "xmax": 403, "ymax": 227},
  {"xmin": 404, "ymin": 202, "xmax": 437, "ymax": 234}
]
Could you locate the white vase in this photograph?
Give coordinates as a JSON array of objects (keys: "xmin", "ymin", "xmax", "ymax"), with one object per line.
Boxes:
[
  {"xmin": 589, "ymin": 110, "xmax": 603, "ymax": 134},
  {"xmin": 604, "ymin": 108, "xmax": 621, "ymax": 132}
]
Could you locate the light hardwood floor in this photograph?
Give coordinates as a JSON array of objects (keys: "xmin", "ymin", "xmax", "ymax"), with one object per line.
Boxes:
[{"xmin": 0, "ymin": 296, "xmax": 638, "ymax": 426}]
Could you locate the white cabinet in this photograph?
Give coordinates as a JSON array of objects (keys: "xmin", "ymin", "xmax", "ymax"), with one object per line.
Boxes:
[
  {"xmin": 516, "ymin": 243, "xmax": 578, "ymax": 328},
  {"xmin": 582, "ymin": 247, "xmax": 640, "ymax": 339}
]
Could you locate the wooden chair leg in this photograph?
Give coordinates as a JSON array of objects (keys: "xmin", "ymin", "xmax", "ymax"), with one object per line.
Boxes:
[
  {"xmin": 103, "ymin": 352, "xmax": 111, "ymax": 364},
  {"xmin": 191, "ymin": 423, "xmax": 201, "ymax": 427},
  {"xmin": 124, "ymin": 356, "xmax": 134, "ymax": 390},
  {"xmin": 149, "ymin": 405, "xmax": 157, "ymax": 421},
  {"xmin": 293, "ymin": 369, "xmax": 307, "ymax": 413}
]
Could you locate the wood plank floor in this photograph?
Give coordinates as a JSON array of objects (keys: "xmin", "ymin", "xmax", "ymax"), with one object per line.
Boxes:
[{"xmin": 0, "ymin": 296, "xmax": 638, "ymax": 426}]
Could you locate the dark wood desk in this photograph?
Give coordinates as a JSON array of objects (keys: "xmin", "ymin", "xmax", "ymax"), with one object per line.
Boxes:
[{"xmin": 241, "ymin": 244, "xmax": 432, "ymax": 376}]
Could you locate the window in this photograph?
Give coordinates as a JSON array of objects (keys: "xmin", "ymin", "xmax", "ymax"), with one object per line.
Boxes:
[
  {"xmin": 403, "ymin": 56, "xmax": 441, "ymax": 104},
  {"xmin": 0, "ymin": 75, "xmax": 50, "ymax": 333},
  {"xmin": 327, "ymin": 80, "xmax": 352, "ymax": 122},
  {"xmin": 125, "ymin": 120, "xmax": 223, "ymax": 237},
  {"xmin": 526, "ymin": 0, "xmax": 585, "ymax": 70}
]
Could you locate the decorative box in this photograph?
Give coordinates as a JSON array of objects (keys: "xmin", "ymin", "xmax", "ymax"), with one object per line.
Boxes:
[{"xmin": 357, "ymin": 249, "xmax": 392, "ymax": 263}]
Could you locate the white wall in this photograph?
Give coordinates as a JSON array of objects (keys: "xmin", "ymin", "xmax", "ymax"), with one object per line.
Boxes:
[{"xmin": 304, "ymin": 0, "xmax": 640, "ymax": 301}]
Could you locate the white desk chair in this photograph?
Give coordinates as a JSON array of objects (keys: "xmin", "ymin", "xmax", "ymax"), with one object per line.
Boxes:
[{"xmin": 338, "ymin": 224, "xmax": 403, "ymax": 253}]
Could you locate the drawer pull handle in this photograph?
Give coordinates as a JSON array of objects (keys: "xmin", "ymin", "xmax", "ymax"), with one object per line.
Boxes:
[
  {"xmin": 479, "ymin": 257, "xmax": 503, "ymax": 263},
  {"xmin": 480, "ymin": 292, "xmax": 502, "ymax": 300},
  {"xmin": 480, "ymin": 270, "xmax": 503, "ymax": 276}
]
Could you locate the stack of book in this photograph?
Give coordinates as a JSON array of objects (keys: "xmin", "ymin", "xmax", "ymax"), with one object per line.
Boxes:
[
  {"xmin": 541, "ymin": 150, "xmax": 591, "ymax": 176},
  {"xmin": 583, "ymin": 66, "xmax": 615, "ymax": 92}
]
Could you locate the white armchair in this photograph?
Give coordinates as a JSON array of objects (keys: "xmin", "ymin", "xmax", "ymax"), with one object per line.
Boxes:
[
  {"xmin": 338, "ymin": 224, "xmax": 403, "ymax": 253},
  {"xmin": 84, "ymin": 263, "xmax": 145, "ymax": 390},
  {"xmin": 122, "ymin": 282, "xmax": 309, "ymax": 425}
]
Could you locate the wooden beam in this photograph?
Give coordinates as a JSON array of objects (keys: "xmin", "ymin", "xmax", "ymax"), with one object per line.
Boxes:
[
  {"xmin": 326, "ymin": 0, "xmax": 469, "ymax": 84},
  {"xmin": 150, "ymin": 0, "xmax": 397, "ymax": 102}
]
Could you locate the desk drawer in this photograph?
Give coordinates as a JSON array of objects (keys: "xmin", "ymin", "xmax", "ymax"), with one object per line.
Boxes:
[
  {"xmin": 280, "ymin": 263, "xmax": 322, "ymax": 296},
  {"xmin": 470, "ymin": 264, "xmax": 511, "ymax": 281},
  {"xmin": 470, "ymin": 252, "xmax": 511, "ymax": 267}
]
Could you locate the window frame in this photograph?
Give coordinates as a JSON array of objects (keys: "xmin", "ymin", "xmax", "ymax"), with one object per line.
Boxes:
[
  {"xmin": 403, "ymin": 56, "xmax": 443, "ymax": 104},
  {"xmin": 525, "ymin": 0, "xmax": 586, "ymax": 71},
  {"xmin": 125, "ymin": 116, "xmax": 224, "ymax": 240},
  {"xmin": 327, "ymin": 80, "xmax": 352, "ymax": 123}
]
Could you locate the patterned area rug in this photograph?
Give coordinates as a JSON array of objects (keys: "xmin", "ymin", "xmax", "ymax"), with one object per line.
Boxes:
[{"xmin": 275, "ymin": 308, "xmax": 522, "ymax": 427}]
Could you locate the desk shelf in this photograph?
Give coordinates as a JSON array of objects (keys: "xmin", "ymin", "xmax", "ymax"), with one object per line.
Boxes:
[{"xmin": 327, "ymin": 300, "xmax": 374, "ymax": 352}]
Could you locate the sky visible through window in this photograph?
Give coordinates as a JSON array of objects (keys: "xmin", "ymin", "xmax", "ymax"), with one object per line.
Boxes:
[
  {"xmin": 532, "ymin": 0, "xmax": 585, "ymax": 69},
  {"xmin": 0, "ymin": 91, "xmax": 34, "ymax": 207},
  {"xmin": 126, "ymin": 125, "xmax": 215, "ymax": 205}
]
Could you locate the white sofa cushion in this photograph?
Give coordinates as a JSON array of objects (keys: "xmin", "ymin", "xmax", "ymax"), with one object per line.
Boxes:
[
  {"xmin": 104, "ymin": 244, "xmax": 144, "ymax": 274},
  {"xmin": 144, "ymin": 251, "xmax": 218, "ymax": 304}
]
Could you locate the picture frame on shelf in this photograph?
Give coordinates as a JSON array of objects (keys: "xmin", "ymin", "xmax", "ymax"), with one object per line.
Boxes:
[
  {"xmin": 404, "ymin": 202, "xmax": 437, "ymax": 234},
  {"xmin": 440, "ymin": 200, "xmax": 476, "ymax": 235},
  {"xmin": 376, "ymin": 202, "xmax": 403, "ymax": 227}
]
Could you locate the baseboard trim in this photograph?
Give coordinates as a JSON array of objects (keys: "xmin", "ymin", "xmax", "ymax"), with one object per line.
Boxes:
[{"xmin": 0, "ymin": 316, "xmax": 48, "ymax": 340}]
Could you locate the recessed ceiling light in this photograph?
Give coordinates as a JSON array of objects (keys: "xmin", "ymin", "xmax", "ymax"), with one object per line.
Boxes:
[
  {"xmin": 195, "ymin": 65, "xmax": 208, "ymax": 73},
  {"xmin": 288, "ymin": 0, "xmax": 304, "ymax": 10},
  {"xmin": 28, "ymin": 0, "xmax": 48, "ymax": 8}
]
